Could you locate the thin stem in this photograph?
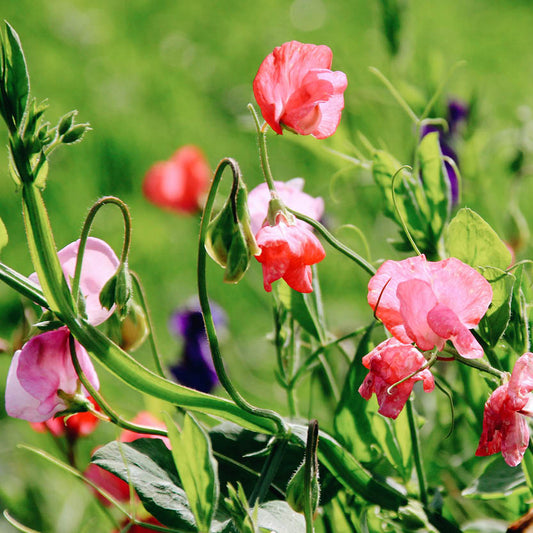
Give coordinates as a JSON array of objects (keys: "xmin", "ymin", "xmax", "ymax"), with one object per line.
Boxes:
[
  {"xmin": 406, "ymin": 399, "xmax": 428, "ymax": 506},
  {"xmin": 249, "ymin": 437, "xmax": 288, "ymax": 505},
  {"xmin": 287, "ymin": 209, "xmax": 376, "ymax": 276},
  {"xmin": 198, "ymin": 157, "xmax": 287, "ymax": 435},
  {"xmin": 0, "ymin": 262, "xmax": 48, "ymax": 308},
  {"xmin": 454, "ymin": 351, "xmax": 506, "ymax": 379},
  {"xmin": 391, "ymin": 165, "xmax": 421, "ymax": 256},
  {"xmin": 248, "ymin": 103, "xmax": 277, "ymax": 194},
  {"xmin": 369, "ymin": 67, "xmax": 419, "ymax": 125},
  {"xmin": 72, "ymin": 196, "xmax": 132, "ymax": 307},
  {"xmin": 317, "ymin": 353, "xmax": 339, "ymax": 402},
  {"xmin": 130, "ymin": 271, "xmax": 166, "ymax": 378},
  {"xmin": 304, "ymin": 420, "xmax": 319, "ymax": 533}
]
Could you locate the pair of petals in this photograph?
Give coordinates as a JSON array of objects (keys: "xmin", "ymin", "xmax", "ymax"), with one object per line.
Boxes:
[
  {"xmin": 368, "ymin": 255, "xmax": 492, "ymax": 358},
  {"xmin": 5, "ymin": 327, "xmax": 99, "ymax": 423},
  {"xmin": 142, "ymin": 145, "xmax": 211, "ymax": 214},
  {"xmin": 476, "ymin": 353, "xmax": 533, "ymax": 467},
  {"xmin": 247, "ymin": 178, "xmax": 324, "ymax": 236},
  {"xmin": 358, "ymin": 338, "xmax": 435, "ymax": 419},
  {"xmin": 255, "ymin": 217, "xmax": 325, "ymax": 293},
  {"xmin": 253, "ymin": 41, "xmax": 348, "ymax": 139}
]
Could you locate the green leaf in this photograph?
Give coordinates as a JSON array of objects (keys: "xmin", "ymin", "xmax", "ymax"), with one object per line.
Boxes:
[
  {"xmin": 504, "ymin": 265, "xmax": 530, "ymax": 354},
  {"xmin": 462, "ymin": 455, "xmax": 527, "ymax": 499},
  {"xmin": 416, "ymin": 132, "xmax": 450, "ymax": 240},
  {"xmin": 333, "ymin": 324, "xmax": 377, "ymax": 462},
  {"xmin": 256, "ymin": 501, "xmax": 305, "ymax": 532},
  {"xmin": 164, "ymin": 412, "xmax": 219, "ymax": 532},
  {"xmin": 445, "ymin": 208, "xmax": 511, "ymax": 269},
  {"xmin": 4, "ymin": 22, "xmax": 30, "ymax": 128},
  {"xmin": 91, "ymin": 438, "xmax": 197, "ymax": 530},
  {"xmin": 477, "ymin": 266, "xmax": 515, "ymax": 347},
  {"xmin": 0, "ymin": 216, "xmax": 7, "ymax": 253}
]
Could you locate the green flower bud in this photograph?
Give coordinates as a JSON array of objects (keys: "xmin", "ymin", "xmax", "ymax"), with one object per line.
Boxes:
[
  {"xmin": 99, "ymin": 274, "xmax": 117, "ymax": 311},
  {"xmin": 62, "ymin": 123, "xmax": 91, "ymax": 144},
  {"xmin": 58, "ymin": 110, "xmax": 77, "ymax": 136},
  {"xmin": 98, "ymin": 263, "xmax": 132, "ymax": 319},
  {"xmin": 286, "ymin": 459, "xmax": 320, "ymax": 514},
  {"xmin": 205, "ymin": 180, "xmax": 259, "ymax": 283}
]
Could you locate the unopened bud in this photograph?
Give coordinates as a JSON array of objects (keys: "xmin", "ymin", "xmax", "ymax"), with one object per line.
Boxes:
[
  {"xmin": 58, "ymin": 110, "xmax": 77, "ymax": 136},
  {"xmin": 62, "ymin": 123, "xmax": 91, "ymax": 144}
]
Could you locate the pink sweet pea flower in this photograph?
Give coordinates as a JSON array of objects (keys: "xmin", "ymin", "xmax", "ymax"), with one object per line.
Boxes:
[
  {"xmin": 253, "ymin": 41, "xmax": 348, "ymax": 139},
  {"xmin": 476, "ymin": 352, "xmax": 533, "ymax": 467},
  {"xmin": 255, "ymin": 214, "xmax": 325, "ymax": 293},
  {"xmin": 142, "ymin": 145, "xmax": 211, "ymax": 214},
  {"xmin": 247, "ymin": 178, "xmax": 324, "ymax": 235},
  {"xmin": 358, "ymin": 338, "xmax": 435, "ymax": 419},
  {"xmin": 29, "ymin": 237, "xmax": 120, "ymax": 326},
  {"xmin": 5, "ymin": 327, "xmax": 99, "ymax": 423},
  {"xmin": 368, "ymin": 255, "xmax": 492, "ymax": 359},
  {"xmin": 30, "ymin": 395, "xmax": 101, "ymax": 439}
]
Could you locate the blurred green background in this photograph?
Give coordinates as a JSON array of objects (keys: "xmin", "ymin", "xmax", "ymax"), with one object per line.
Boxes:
[{"xmin": 0, "ymin": 0, "xmax": 532, "ymax": 531}]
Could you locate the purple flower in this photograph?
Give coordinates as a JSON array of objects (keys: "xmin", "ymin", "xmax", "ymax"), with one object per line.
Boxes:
[
  {"xmin": 168, "ymin": 301, "xmax": 226, "ymax": 393},
  {"xmin": 420, "ymin": 98, "xmax": 469, "ymax": 206}
]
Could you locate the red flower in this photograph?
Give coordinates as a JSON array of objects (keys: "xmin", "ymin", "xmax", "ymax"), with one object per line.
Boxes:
[
  {"xmin": 368, "ymin": 255, "xmax": 492, "ymax": 359},
  {"xmin": 476, "ymin": 352, "xmax": 533, "ymax": 466},
  {"xmin": 255, "ymin": 215, "xmax": 325, "ymax": 293},
  {"xmin": 142, "ymin": 145, "xmax": 211, "ymax": 214},
  {"xmin": 358, "ymin": 338, "xmax": 435, "ymax": 419},
  {"xmin": 253, "ymin": 41, "xmax": 347, "ymax": 139}
]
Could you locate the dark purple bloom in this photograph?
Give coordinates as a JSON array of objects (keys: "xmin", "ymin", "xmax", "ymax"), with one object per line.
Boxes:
[
  {"xmin": 168, "ymin": 301, "xmax": 226, "ymax": 393},
  {"xmin": 420, "ymin": 98, "xmax": 469, "ymax": 206}
]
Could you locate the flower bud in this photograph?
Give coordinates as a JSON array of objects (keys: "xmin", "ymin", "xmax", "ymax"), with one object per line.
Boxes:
[
  {"xmin": 118, "ymin": 302, "xmax": 148, "ymax": 352},
  {"xmin": 61, "ymin": 123, "xmax": 91, "ymax": 144},
  {"xmin": 58, "ymin": 110, "xmax": 77, "ymax": 136},
  {"xmin": 205, "ymin": 180, "xmax": 259, "ymax": 283},
  {"xmin": 286, "ymin": 459, "xmax": 320, "ymax": 514},
  {"xmin": 99, "ymin": 263, "xmax": 132, "ymax": 319}
]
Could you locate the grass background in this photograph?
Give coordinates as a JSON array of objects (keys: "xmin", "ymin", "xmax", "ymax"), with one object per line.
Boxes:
[{"xmin": 0, "ymin": 1, "xmax": 532, "ymax": 531}]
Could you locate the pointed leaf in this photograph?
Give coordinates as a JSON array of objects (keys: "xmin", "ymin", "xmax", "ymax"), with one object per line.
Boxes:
[
  {"xmin": 256, "ymin": 501, "xmax": 305, "ymax": 532},
  {"xmin": 445, "ymin": 208, "xmax": 511, "ymax": 269},
  {"xmin": 417, "ymin": 132, "xmax": 450, "ymax": 239},
  {"xmin": 0, "ymin": 216, "xmax": 7, "ymax": 253},
  {"xmin": 477, "ymin": 267, "xmax": 515, "ymax": 347},
  {"xmin": 164, "ymin": 412, "xmax": 219, "ymax": 532},
  {"xmin": 4, "ymin": 22, "xmax": 29, "ymax": 128}
]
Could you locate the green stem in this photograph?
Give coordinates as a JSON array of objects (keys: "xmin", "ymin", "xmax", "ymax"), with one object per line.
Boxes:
[
  {"xmin": 198, "ymin": 157, "xmax": 287, "ymax": 435},
  {"xmin": 304, "ymin": 420, "xmax": 319, "ymax": 533},
  {"xmin": 406, "ymin": 399, "xmax": 428, "ymax": 506},
  {"xmin": 453, "ymin": 350, "xmax": 506, "ymax": 379},
  {"xmin": 287, "ymin": 208, "xmax": 376, "ymax": 276},
  {"xmin": 130, "ymin": 271, "xmax": 166, "ymax": 378},
  {"xmin": 72, "ymin": 196, "xmax": 132, "ymax": 308},
  {"xmin": 249, "ymin": 103, "xmax": 277, "ymax": 194},
  {"xmin": 249, "ymin": 437, "xmax": 288, "ymax": 505},
  {"xmin": 0, "ymin": 261, "xmax": 48, "ymax": 308}
]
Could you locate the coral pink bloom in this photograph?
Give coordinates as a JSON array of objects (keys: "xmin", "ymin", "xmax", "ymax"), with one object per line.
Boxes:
[
  {"xmin": 253, "ymin": 41, "xmax": 348, "ymax": 139},
  {"xmin": 247, "ymin": 178, "xmax": 324, "ymax": 235},
  {"xmin": 368, "ymin": 255, "xmax": 492, "ymax": 359},
  {"xmin": 143, "ymin": 145, "xmax": 211, "ymax": 214},
  {"xmin": 5, "ymin": 327, "xmax": 99, "ymax": 423},
  {"xmin": 30, "ymin": 396, "xmax": 101, "ymax": 438},
  {"xmin": 476, "ymin": 353, "xmax": 533, "ymax": 467},
  {"xmin": 255, "ymin": 215, "xmax": 325, "ymax": 293},
  {"xmin": 359, "ymin": 338, "xmax": 435, "ymax": 419},
  {"xmin": 30, "ymin": 237, "xmax": 120, "ymax": 326}
]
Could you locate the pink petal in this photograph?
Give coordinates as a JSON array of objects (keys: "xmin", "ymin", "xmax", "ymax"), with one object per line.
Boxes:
[
  {"xmin": 427, "ymin": 303, "xmax": 484, "ymax": 359},
  {"xmin": 368, "ymin": 255, "xmax": 432, "ymax": 345},
  {"xmin": 501, "ymin": 412, "xmax": 529, "ymax": 467},
  {"xmin": 359, "ymin": 338, "xmax": 434, "ymax": 419},
  {"xmin": 428, "ymin": 258, "xmax": 492, "ymax": 328},
  {"xmin": 247, "ymin": 178, "xmax": 324, "ymax": 235},
  {"xmin": 397, "ymin": 279, "xmax": 443, "ymax": 351},
  {"xmin": 506, "ymin": 352, "xmax": 533, "ymax": 411}
]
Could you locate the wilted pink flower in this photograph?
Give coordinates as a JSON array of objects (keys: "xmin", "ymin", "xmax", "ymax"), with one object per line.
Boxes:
[
  {"xmin": 247, "ymin": 178, "xmax": 324, "ymax": 235},
  {"xmin": 368, "ymin": 255, "xmax": 492, "ymax": 359},
  {"xmin": 358, "ymin": 338, "xmax": 435, "ymax": 419},
  {"xmin": 142, "ymin": 145, "xmax": 211, "ymax": 214},
  {"xmin": 476, "ymin": 353, "xmax": 533, "ymax": 467},
  {"xmin": 253, "ymin": 41, "xmax": 348, "ymax": 139},
  {"xmin": 255, "ymin": 214, "xmax": 325, "ymax": 293},
  {"xmin": 30, "ymin": 237, "xmax": 120, "ymax": 326},
  {"xmin": 30, "ymin": 396, "xmax": 101, "ymax": 439},
  {"xmin": 5, "ymin": 327, "xmax": 99, "ymax": 423}
]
